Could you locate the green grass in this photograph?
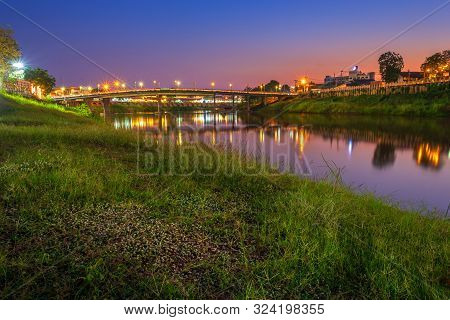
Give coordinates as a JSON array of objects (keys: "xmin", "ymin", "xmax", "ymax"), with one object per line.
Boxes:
[
  {"xmin": 0, "ymin": 93, "xmax": 449, "ymax": 299},
  {"xmin": 2, "ymin": 91, "xmax": 94, "ymax": 118},
  {"xmin": 260, "ymin": 85, "xmax": 450, "ymax": 117}
]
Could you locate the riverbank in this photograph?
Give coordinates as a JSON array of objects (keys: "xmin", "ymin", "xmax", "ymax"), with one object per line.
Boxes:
[
  {"xmin": 0, "ymin": 93, "xmax": 448, "ymax": 299},
  {"xmin": 258, "ymin": 85, "xmax": 450, "ymax": 117}
]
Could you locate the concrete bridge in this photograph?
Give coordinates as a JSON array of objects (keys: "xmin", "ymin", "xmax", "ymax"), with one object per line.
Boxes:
[{"xmin": 52, "ymin": 88, "xmax": 296, "ymax": 111}]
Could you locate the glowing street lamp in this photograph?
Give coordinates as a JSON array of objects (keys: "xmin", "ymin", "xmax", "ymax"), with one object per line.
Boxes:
[
  {"xmin": 229, "ymin": 83, "xmax": 233, "ymax": 89},
  {"xmin": 174, "ymin": 80, "xmax": 181, "ymax": 88},
  {"xmin": 138, "ymin": 81, "xmax": 144, "ymax": 88},
  {"xmin": 12, "ymin": 61, "xmax": 25, "ymax": 69},
  {"xmin": 211, "ymin": 81, "xmax": 216, "ymax": 89},
  {"xmin": 121, "ymin": 83, "xmax": 126, "ymax": 89},
  {"xmin": 87, "ymin": 86, "xmax": 92, "ymax": 91},
  {"xmin": 114, "ymin": 81, "xmax": 120, "ymax": 88},
  {"xmin": 103, "ymin": 84, "xmax": 110, "ymax": 91}
]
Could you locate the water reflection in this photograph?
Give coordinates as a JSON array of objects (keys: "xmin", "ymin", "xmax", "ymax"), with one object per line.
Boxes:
[
  {"xmin": 112, "ymin": 111, "xmax": 450, "ymax": 212},
  {"xmin": 414, "ymin": 144, "xmax": 443, "ymax": 169},
  {"xmin": 372, "ymin": 143, "xmax": 396, "ymax": 169}
]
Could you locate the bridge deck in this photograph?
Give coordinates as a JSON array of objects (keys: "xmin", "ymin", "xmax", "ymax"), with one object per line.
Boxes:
[{"xmin": 53, "ymin": 88, "xmax": 296, "ymax": 101}]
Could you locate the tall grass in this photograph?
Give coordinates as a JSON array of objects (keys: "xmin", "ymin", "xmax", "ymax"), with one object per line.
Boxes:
[{"xmin": 0, "ymin": 93, "xmax": 448, "ymax": 299}]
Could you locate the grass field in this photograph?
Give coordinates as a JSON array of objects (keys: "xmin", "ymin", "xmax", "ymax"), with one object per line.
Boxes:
[
  {"xmin": 0, "ymin": 93, "xmax": 448, "ymax": 299},
  {"xmin": 260, "ymin": 85, "xmax": 450, "ymax": 117}
]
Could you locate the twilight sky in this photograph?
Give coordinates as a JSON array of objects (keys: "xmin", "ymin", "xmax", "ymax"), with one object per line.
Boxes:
[{"xmin": 1, "ymin": 0, "xmax": 449, "ymax": 88}]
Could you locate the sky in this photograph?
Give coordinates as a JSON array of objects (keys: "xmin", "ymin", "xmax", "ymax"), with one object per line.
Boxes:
[{"xmin": 1, "ymin": 0, "xmax": 449, "ymax": 88}]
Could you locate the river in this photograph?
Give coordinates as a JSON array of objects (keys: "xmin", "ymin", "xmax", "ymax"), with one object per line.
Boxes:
[{"xmin": 111, "ymin": 111, "xmax": 450, "ymax": 214}]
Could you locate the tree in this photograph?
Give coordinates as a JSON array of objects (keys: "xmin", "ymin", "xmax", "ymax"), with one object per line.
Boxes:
[
  {"xmin": 421, "ymin": 50, "xmax": 450, "ymax": 79},
  {"xmin": 378, "ymin": 51, "xmax": 404, "ymax": 83},
  {"xmin": 264, "ymin": 80, "xmax": 280, "ymax": 92},
  {"xmin": 24, "ymin": 68, "xmax": 56, "ymax": 95},
  {"xmin": 0, "ymin": 28, "xmax": 21, "ymax": 89},
  {"xmin": 281, "ymin": 84, "xmax": 290, "ymax": 92}
]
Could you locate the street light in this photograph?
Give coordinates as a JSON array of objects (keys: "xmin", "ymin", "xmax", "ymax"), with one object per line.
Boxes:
[
  {"xmin": 138, "ymin": 81, "xmax": 144, "ymax": 88},
  {"xmin": 12, "ymin": 61, "xmax": 24, "ymax": 69},
  {"xmin": 229, "ymin": 83, "xmax": 233, "ymax": 89},
  {"xmin": 174, "ymin": 80, "xmax": 181, "ymax": 88},
  {"xmin": 103, "ymin": 84, "xmax": 110, "ymax": 91},
  {"xmin": 211, "ymin": 81, "xmax": 215, "ymax": 89},
  {"xmin": 114, "ymin": 81, "xmax": 120, "ymax": 88},
  {"xmin": 121, "ymin": 83, "xmax": 126, "ymax": 89}
]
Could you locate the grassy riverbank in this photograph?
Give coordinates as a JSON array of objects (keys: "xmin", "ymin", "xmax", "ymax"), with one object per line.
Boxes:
[
  {"xmin": 260, "ymin": 86, "xmax": 450, "ymax": 117},
  {"xmin": 0, "ymin": 93, "xmax": 448, "ymax": 299}
]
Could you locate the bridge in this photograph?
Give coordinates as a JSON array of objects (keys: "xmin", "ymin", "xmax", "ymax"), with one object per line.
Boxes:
[{"xmin": 52, "ymin": 88, "xmax": 297, "ymax": 110}]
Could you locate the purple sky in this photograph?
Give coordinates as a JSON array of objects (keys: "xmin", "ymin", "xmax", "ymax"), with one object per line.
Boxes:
[{"xmin": 1, "ymin": 0, "xmax": 449, "ymax": 88}]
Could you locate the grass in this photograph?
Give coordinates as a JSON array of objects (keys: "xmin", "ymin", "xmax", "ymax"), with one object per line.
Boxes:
[
  {"xmin": 0, "ymin": 93, "xmax": 449, "ymax": 299},
  {"xmin": 260, "ymin": 85, "xmax": 450, "ymax": 117},
  {"xmin": 2, "ymin": 91, "xmax": 94, "ymax": 118}
]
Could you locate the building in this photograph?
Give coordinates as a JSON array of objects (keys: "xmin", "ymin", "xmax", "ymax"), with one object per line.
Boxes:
[
  {"xmin": 398, "ymin": 71, "xmax": 424, "ymax": 83},
  {"xmin": 51, "ymin": 86, "xmax": 93, "ymax": 97},
  {"xmin": 3, "ymin": 79, "xmax": 43, "ymax": 99},
  {"xmin": 324, "ymin": 66, "xmax": 376, "ymax": 87}
]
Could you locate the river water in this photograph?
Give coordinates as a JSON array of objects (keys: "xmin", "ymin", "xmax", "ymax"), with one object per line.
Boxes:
[{"xmin": 112, "ymin": 111, "xmax": 450, "ymax": 214}]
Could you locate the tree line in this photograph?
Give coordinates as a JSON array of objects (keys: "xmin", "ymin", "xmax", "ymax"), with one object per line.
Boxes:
[{"xmin": 378, "ymin": 50, "xmax": 449, "ymax": 83}]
